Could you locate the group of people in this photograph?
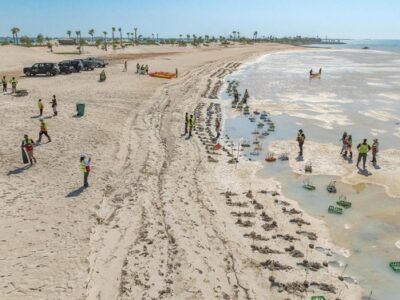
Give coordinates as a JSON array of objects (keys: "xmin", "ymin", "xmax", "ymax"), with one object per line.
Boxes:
[
  {"xmin": 2, "ymin": 75, "xmax": 18, "ymax": 94},
  {"xmin": 296, "ymin": 129, "xmax": 379, "ymax": 170},
  {"xmin": 341, "ymin": 132, "xmax": 379, "ymax": 169},
  {"xmin": 184, "ymin": 113, "xmax": 195, "ymax": 138},
  {"xmin": 19, "ymin": 94, "xmax": 91, "ymax": 187},
  {"xmin": 136, "ymin": 63, "xmax": 149, "ymax": 75}
]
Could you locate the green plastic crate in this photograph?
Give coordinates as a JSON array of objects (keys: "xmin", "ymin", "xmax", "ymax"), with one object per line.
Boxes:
[
  {"xmin": 337, "ymin": 200, "xmax": 352, "ymax": 208},
  {"xmin": 389, "ymin": 261, "xmax": 400, "ymax": 273},
  {"xmin": 328, "ymin": 205, "xmax": 343, "ymax": 214}
]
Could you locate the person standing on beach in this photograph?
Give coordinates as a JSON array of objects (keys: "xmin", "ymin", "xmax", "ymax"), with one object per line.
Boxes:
[
  {"xmin": 356, "ymin": 139, "xmax": 371, "ymax": 169},
  {"xmin": 184, "ymin": 112, "xmax": 189, "ymax": 135},
  {"xmin": 340, "ymin": 132, "xmax": 348, "ymax": 155},
  {"xmin": 80, "ymin": 154, "xmax": 91, "ymax": 188},
  {"xmin": 297, "ymin": 129, "xmax": 305, "ymax": 157},
  {"xmin": 215, "ymin": 117, "xmax": 221, "ymax": 139},
  {"xmin": 175, "ymin": 68, "xmax": 178, "ymax": 78},
  {"xmin": 371, "ymin": 138, "xmax": 379, "ymax": 164},
  {"xmin": 10, "ymin": 77, "xmax": 18, "ymax": 94},
  {"xmin": 38, "ymin": 99, "xmax": 44, "ymax": 116},
  {"xmin": 145, "ymin": 64, "xmax": 149, "ymax": 75},
  {"xmin": 123, "ymin": 60, "xmax": 127, "ymax": 72},
  {"xmin": 188, "ymin": 114, "xmax": 195, "ymax": 138},
  {"xmin": 136, "ymin": 63, "xmax": 140, "ymax": 73},
  {"xmin": 50, "ymin": 95, "xmax": 58, "ymax": 116},
  {"xmin": 38, "ymin": 119, "xmax": 51, "ymax": 143},
  {"xmin": 2, "ymin": 76, "xmax": 7, "ymax": 93},
  {"xmin": 21, "ymin": 134, "xmax": 36, "ymax": 165},
  {"xmin": 347, "ymin": 135, "xmax": 353, "ymax": 159}
]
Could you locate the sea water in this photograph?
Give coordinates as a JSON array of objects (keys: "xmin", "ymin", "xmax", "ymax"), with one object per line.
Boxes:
[{"xmin": 220, "ymin": 42, "xmax": 400, "ymax": 300}]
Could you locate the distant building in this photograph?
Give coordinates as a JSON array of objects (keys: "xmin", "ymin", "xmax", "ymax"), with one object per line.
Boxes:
[{"xmin": 57, "ymin": 38, "xmax": 75, "ymax": 45}]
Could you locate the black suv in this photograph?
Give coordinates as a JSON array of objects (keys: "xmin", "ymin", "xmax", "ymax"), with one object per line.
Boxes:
[
  {"xmin": 76, "ymin": 59, "xmax": 95, "ymax": 71},
  {"xmin": 86, "ymin": 57, "xmax": 108, "ymax": 68},
  {"xmin": 58, "ymin": 62, "xmax": 74, "ymax": 74},
  {"xmin": 23, "ymin": 63, "xmax": 60, "ymax": 76},
  {"xmin": 59, "ymin": 60, "xmax": 84, "ymax": 72}
]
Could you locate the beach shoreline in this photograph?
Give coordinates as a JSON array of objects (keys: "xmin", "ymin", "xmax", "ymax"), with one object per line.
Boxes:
[{"xmin": 0, "ymin": 43, "xmax": 361, "ymax": 299}]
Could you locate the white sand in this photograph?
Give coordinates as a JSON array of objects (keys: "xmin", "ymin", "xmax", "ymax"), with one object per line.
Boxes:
[{"xmin": 0, "ymin": 43, "xmax": 361, "ymax": 299}]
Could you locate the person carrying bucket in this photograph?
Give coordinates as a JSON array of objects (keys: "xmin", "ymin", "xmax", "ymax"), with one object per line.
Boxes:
[{"xmin": 356, "ymin": 138, "xmax": 371, "ymax": 170}]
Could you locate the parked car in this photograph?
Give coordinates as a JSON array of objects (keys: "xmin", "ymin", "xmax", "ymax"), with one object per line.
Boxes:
[
  {"xmin": 23, "ymin": 63, "xmax": 60, "ymax": 76},
  {"xmin": 58, "ymin": 62, "xmax": 74, "ymax": 74},
  {"xmin": 85, "ymin": 57, "xmax": 108, "ymax": 68},
  {"xmin": 76, "ymin": 59, "xmax": 95, "ymax": 71},
  {"xmin": 59, "ymin": 60, "xmax": 83, "ymax": 72}
]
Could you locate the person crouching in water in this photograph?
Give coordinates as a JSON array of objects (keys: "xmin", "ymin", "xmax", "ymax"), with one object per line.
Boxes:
[
  {"xmin": 371, "ymin": 138, "xmax": 379, "ymax": 164},
  {"xmin": 38, "ymin": 119, "xmax": 51, "ymax": 143},
  {"xmin": 356, "ymin": 138, "xmax": 371, "ymax": 170},
  {"xmin": 80, "ymin": 154, "xmax": 91, "ymax": 188},
  {"xmin": 50, "ymin": 95, "xmax": 57, "ymax": 116},
  {"xmin": 22, "ymin": 134, "xmax": 36, "ymax": 165}
]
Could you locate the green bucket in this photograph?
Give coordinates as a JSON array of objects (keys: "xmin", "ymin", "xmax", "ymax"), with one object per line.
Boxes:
[{"xmin": 76, "ymin": 103, "xmax": 85, "ymax": 116}]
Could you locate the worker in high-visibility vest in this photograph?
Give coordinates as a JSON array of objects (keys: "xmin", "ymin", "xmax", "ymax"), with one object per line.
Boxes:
[
  {"xmin": 80, "ymin": 154, "xmax": 91, "ymax": 188},
  {"xmin": 38, "ymin": 99, "xmax": 44, "ymax": 116},
  {"xmin": 356, "ymin": 139, "xmax": 371, "ymax": 170},
  {"xmin": 21, "ymin": 134, "xmax": 36, "ymax": 165},
  {"xmin": 184, "ymin": 112, "xmax": 189, "ymax": 135},
  {"xmin": 296, "ymin": 129, "xmax": 305, "ymax": 157},
  {"xmin": 9, "ymin": 77, "xmax": 18, "ymax": 94},
  {"xmin": 38, "ymin": 119, "xmax": 51, "ymax": 143},
  {"xmin": 188, "ymin": 114, "xmax": 195, "ymax": 138},
  {"xmin": 2, "ymin": 76, "xmax": 7, "ymax": 93}
]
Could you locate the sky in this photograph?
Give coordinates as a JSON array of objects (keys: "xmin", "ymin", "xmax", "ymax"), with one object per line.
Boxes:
[{"xmin": 0, "ymin": 0, "xmax": 399, "ymax": 39}]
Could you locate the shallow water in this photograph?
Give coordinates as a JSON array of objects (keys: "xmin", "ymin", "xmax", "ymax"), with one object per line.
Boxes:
[{"xmin": 220, "ymin": 49, "xmax": 400, "ymax": 299}]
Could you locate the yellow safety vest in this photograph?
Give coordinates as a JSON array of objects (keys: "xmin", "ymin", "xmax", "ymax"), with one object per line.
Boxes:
[
  {"xmin": 40, "ymin": 122, "xmax": 47, "ymax": 131},
  {"xmin": 358, "ymin": 144, "xmax": 369, "ymax": 154},
  {"xmin": 80, "ymin": 162, "xmax": 88, "ymax": 173},
  {"xmin": 38, "ymin": 102, "xmax": 43, "ymax": 109}
]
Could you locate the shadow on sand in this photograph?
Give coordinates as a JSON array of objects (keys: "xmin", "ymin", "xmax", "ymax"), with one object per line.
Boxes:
[
  {"xmin": 66, "ymin": 186, "xmax": 86, "ymax": 198},
  {"xmin": 357, "ymin": 167, "xmax": 372, "ymax": 177},
  {"xmin": 7, "ymin": 165, "xmax": 31, "ymax": 175}
]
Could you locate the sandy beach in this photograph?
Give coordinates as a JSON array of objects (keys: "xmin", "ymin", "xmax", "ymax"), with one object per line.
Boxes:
[{"xmin": 0, "ymin": 43, "xmax": 362, "ymax": 300}]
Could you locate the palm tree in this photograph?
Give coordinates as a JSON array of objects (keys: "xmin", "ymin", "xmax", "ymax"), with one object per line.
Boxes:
[
  {"xmin": 89, "ymin": 29, "xmax": 95, "ymax": 44},
  {"xmin": 232, "ymin": 31, "xmax": 236, "ymax": 40},
  {"xmin": 237, "ymin": 31, "xmax": 240, "ymax": 40},
  {"xmin": 134, "ymin": 27, "xmax": 138, "ymax": 41},
  {"xmin": 186, "ymin": 34, "xmax": 190, "ymax": 42},
  {"xmin": 111, "ymin": 27, "xmax": 116, "ymax": 44},
  {"xmin": 75, "ymin": 31, "xmax": 81, "ymax": 44},
  {"xmin": 67, "ymin": 30, "xmax": 72, "ymax": 39},
  {"xmin": 103, "ymin": 31, "xmax": 108, "ymax": 50},
  {"xmin": 152, "ymin": 33, "xmax": 155, "ymax": 41},
  {"xmin": 11, "ymin": 27, "xmax": 20, "ymax": 44},
  {"xmin": 253, "ymin": 31, "xmax": 258, "ymax": 41},
  {"xmin": 118, "ymin": 27, "xmax": 122, "ymax": 46}
]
